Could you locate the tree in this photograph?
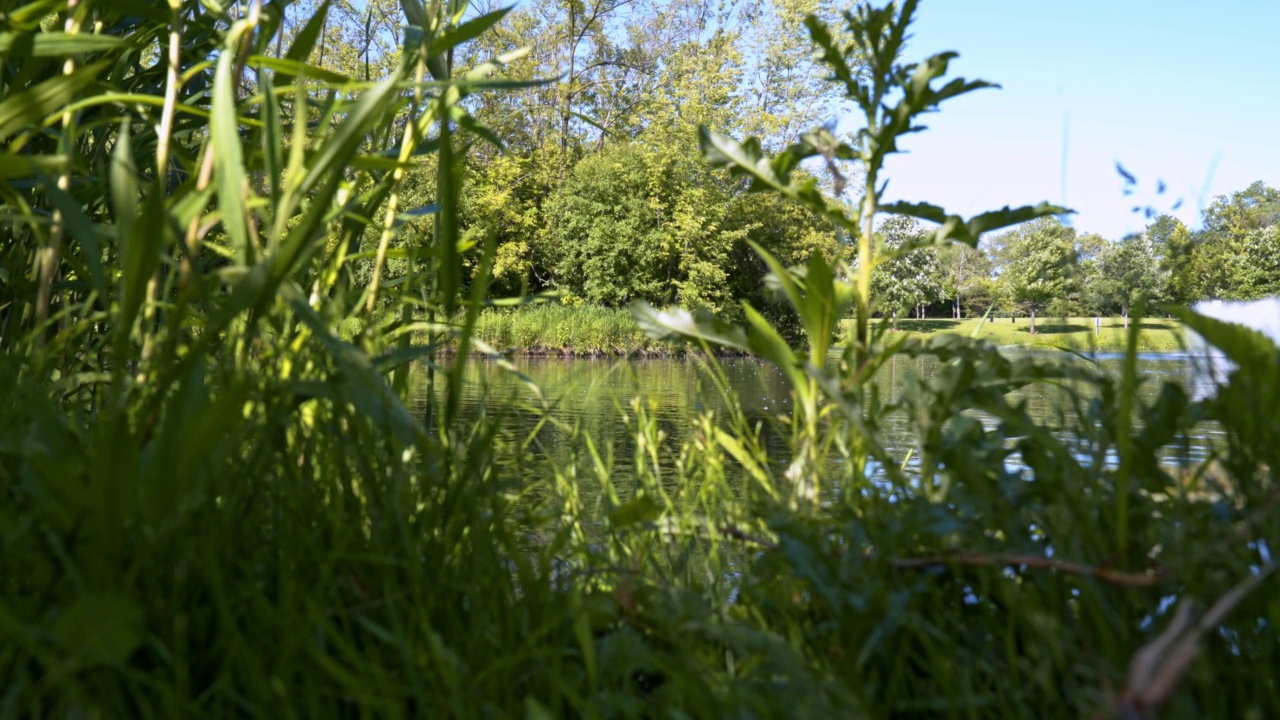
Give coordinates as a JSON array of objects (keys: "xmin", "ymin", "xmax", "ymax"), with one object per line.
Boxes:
[
  {"xmin": 1166, "ymin": 182, "xmax": 1280, "ymax": 302},
  {"xmin": 871, "ymin": 217, "xmax": 942, "ymax": 330},
  {"xmin": 739, "ymin": 0, "xmax": 853, "ymax": 149},
  {"xmin": 1086, "ymin": 235, "xmax": 1160, "ymax": 329},
  {"xmin": 1144, "ymin": 214, "xmax": 1189, "ymax": 305},
  {"xmin": 937, "ymin": 243, "xmax": 992, "ymax": 319},
  {"xmin": 545, "ymin": 141, "xmax": 750, "ymax": 310},
  {"xmin": 450, "ymin": 0, "xmax": 861, "ymax": 310},
  {"xmin": 545, "ymin": 140, "xmax": 838, "ymax": 312},
  {"xmin": 1221, "ymin": 226, "xmax": 1280, "ymax": 301},
  {"xmin": 997, "ymin": 217, "xmax": 1078, "ymax": 334},
  {"xmin": 1202, "ymin": 180, "xmax": 1280, "ymax": 236}
]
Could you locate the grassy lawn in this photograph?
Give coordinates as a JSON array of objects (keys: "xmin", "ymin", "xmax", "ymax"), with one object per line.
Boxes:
[{"xmin": 858, "ymin": 316, "xmax": 1188, "ymax": 353}]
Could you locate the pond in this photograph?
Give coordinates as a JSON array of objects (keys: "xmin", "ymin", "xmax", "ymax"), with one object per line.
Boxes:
[{"xmin": 412, "ymin": 351, "xmax": 1224, "ymax": 483}]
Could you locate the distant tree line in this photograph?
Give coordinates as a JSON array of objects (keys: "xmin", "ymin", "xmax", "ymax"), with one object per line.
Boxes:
[{"xmin": 873, "ymin": 181, "xmax": 1280, "ymax": 333}]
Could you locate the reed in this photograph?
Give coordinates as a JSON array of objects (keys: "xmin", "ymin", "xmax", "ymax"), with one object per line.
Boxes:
[{"xmin": 473, "ymin": 304, "xmax": 662, "ymax": 355}]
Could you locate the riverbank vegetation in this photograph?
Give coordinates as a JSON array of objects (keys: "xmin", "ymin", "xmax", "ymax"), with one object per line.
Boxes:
[
  {"xmin": 473, "ymin": 303, "xmax": 659, "ymax": 355},
  {"xmin": 2, "ymin": 0, "xmax": 1278, "ymax": 718},
  {"xmin": 469, "ymin": 305, "xmax": 1186, "ymax": 356}
]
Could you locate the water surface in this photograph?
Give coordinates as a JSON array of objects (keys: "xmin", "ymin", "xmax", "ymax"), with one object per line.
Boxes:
[{"xmin": 412, "ymin": 352, "xmax": 1222, "ymax": 480}]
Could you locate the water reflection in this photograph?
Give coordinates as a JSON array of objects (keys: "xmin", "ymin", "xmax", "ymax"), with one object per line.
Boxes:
[{"xmin": 411, "ymin": 352, "xmax": 1222, "ymax": 479}]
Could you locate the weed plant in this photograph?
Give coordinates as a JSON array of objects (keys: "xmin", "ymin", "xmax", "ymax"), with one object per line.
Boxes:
[{"xmin": 0, "ymin": 0, "xmax": 1277, "ymax": 718}]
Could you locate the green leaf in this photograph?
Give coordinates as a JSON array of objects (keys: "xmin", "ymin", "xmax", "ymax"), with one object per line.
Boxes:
[
  {"xmin": 630, "ymin": 301, "xmax": 750, "ymax": 353},
  {"xmin": 0, "ymin": 153, "xmax": 68, "ymax": 179},
  {"xmin": 110, "ymin": 120, "xmax": 138, "ymax": 255},
  {"xmin": 799, "ymin": 253, "xmax": 847, "ymax": 365},
  {"xmin": 0, "ymin": 60, "xmax": 109, "ymax": 142},
  {"xmin": 261, "ymin": 74, "xmax": 283, "ymax": 209},
  {"xmin": 608, "ymin": 494, "xmax": 663, "ymax": 527},
  {"xmin": 455, "ymin": 111, "xmax": 505, "ymax": 153},
  {"xmin": 700, "ymin": 128, "xmax": 786, "ymax": 192},
  {"xmin": 3, "ymin": 0, "xmax": 67, "ymax": 30},
  {"xmin": 271, "ymin": 76, "xmax": 403, "ymax": 280},
  {"xmin": 288, "ymin": 293, "xmax": 422, "ymax": 446},
  {"xmin": 742, "ymin": 304, "xmax": 803, "ymax": 388},
  {"xmin": 399, "ymin": 0, "xmax": 427, "ymax": 29},
  {"xmin": 428, "ymin": 6, "xmax": 512, "ymax": 57},
  {"xmin": 879, "ymin": 200, "xmax": 1072, "ymax": 251},
  {"xmin": 117, "ymin": 186, "xmax": 166, "ymax": 354},
  {"xmin": 749, "ymin": 240, "xmax": 805, "ymax": 318},
  {"xmin": 43, "ymin": 174, "xmax": 107, "ymax": 300},
  {"xmin": 804, "ymin": 15, "xmax": 860, "ymax": 98},
  {"xmin": 249, "ymin": 55, "xmax": 352, "ymax": 85},
  {"xmin": 0, "ymin": 32, "xmax": 124, "ymax": 57},
  {"xmin": 212, "ymin": 45, "xmax": 251, "ymax": 264},
  {"xmin": 700, "ymin": 126, "xmax": 855, "ymax": 233},
  {"xmin": 525, "ymin": 697, "xmax": 557, "ymax": 720}
]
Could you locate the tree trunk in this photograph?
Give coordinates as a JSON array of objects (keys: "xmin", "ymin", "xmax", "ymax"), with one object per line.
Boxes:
[
  {"xmin": 893, "ymin": 310, "xmax": 898, "ymax": 331},
  {"xmin": 1030, "ymin": 307, "xmax": 1037, "ymax": 334},
  {"xmin": 1123, "ymin": 304, "xmax": 1129, "ymax": 330},
  {"xmin": 559, "ymin": 5, "xmax": 576, "ymax": 182}
]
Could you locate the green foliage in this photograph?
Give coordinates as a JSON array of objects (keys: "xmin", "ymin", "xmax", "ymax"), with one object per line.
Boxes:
[
  {"xmin": 545, "ymin": 140, "xmax": 839, "ymax": 315},
  {"xmin": 1157, "ymin": 183, "xmax": 1280, "ymax": 303},
  {"xmin": 936, "ymin": 242, "xmax": 993, "ymax": 317},
  {"xmin": 3, "ymin": 0, "xmax": 1280, "ymax": 718},
  {"xmin": 1086, "ymin": 234, "xmax": 1161, "ymax": 324},
  {"xmin": 996, "ymin": 217, "xmax": 1079, "ymax": 332},
  {"xmin": 472, "ymin": 302, "xmax": 660, "ymax": 355},
  {"xmin": 546, "ymin": 141, "xmax": 724, "ymax": 308},
  {"xmin": 870, "ymin": 215, "xmax": 942, "ymax": 327}
]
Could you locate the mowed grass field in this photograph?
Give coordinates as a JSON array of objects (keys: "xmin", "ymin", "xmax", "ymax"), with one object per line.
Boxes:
[{"xmin": 856, "ymin": 316, "xmax": 1188, "ymax": 353}]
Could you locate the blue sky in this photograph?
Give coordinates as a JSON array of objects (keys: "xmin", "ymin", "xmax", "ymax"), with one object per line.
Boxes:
[{"xmin": 873, "ymin": 0, "xmax": 1280, "ymax": 239}]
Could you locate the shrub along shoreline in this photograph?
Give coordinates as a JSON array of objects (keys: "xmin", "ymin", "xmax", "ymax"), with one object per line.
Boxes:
[{"xmin": 467, "ymin": 304, "xmax": 1188, "ymax": 356}]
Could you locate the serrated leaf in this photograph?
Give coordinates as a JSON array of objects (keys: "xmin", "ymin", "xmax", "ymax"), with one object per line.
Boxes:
[{"xmin": 879, "ymin": 200, "xmax": 1072, "ymax": 251}]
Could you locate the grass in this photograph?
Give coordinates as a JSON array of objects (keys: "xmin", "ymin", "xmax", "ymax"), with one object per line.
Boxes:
[{"xmin": 850, "ymin": 316, "xmax": 1187, "ymax": 353}]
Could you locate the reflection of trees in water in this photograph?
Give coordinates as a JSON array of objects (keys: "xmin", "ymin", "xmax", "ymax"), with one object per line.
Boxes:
[{"xmin": 416, "ymin": 353, "xmax": 1219, "ymax": 499}]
